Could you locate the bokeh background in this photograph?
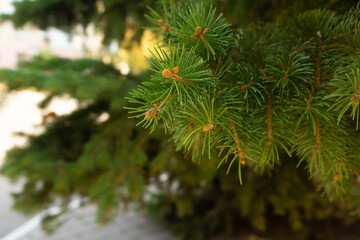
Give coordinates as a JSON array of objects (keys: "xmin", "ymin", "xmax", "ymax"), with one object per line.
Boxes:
[{"xmin": 1, "ymin": 1, "xmax": 360, "ymax": 240}]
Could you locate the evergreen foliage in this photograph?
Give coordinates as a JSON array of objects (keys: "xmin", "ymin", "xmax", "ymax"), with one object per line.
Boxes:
[
  {"xmin": 129, "ymin": 1, "xmax": 360, "ymax": 203},
  {"xmin": 2, "ymin": 1, "xmax": 360, "ymax": 239},
  {"xmin": 3, "ymin": 0, "xmax": 158, "ymax": 43},
  {"xmin": 0, "ymin": 57, "xmax": 148, "ymax": 218}
]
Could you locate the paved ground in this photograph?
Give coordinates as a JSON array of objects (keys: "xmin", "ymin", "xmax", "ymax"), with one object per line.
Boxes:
[
  {"xmin": 15, "ymin": 205, "xmax": 179, "ymax": 240},
  {"xmin": 0, "ymin": 176, "xmax": 29, "ymax": 238}
]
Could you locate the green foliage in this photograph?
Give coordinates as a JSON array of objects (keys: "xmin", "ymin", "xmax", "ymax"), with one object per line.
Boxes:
[
  {"xmin": 3, "ymin": 103, "xmax": 102, "ymax": 213},
  {"xmin": 147, "ymin": 157, "xmax": 359, "ymax": 240},
  {"xmin": 146, "ymin": 2, "xmax": 234, "ymax": 59},
  {"xmin": 4, "ymin": 0, "xmax": 158, "ymax": 43},
  {"xmin": 0, "ymin": 57, "xmax": 151, "ymax": 220},
  {"xmin": 0, "ymin": 56, "xmax": 138, "ymax": 110},
  {"xmin": 3, "ymin": 1, "xmax": 360, "ymax": 240},
  {"xmin": 9, "ymin": 0, "xmax": 97, "ymax": 31},
  {"xmin": 4, "ymin": 0, "xmax": 354, "ymax": 44},
  {"xmin": 127, "ymin": 43, "xmax": 215, "ymax": 133},
  {"xmin": 129, "ymin": 1, "xmax": 360, "ymax": 203}
]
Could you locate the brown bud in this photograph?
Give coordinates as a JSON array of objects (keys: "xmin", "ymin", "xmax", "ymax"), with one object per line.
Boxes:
[
  {"xmin": 203, "ymin": 123, "xmax": 214, "ymax": 132},
  {"xmin": 172, "ymin": 66, "xmax": 179, "ymax": 74},
  {"xmin": 162, "ymin": 69, "xmax": 172, "ymax": 78},
  {"xmin": 145, "ymin": 111, "xmax": 152, "ymax": 119},
  {"xmin": 195, "ymin": 26, "xmax": 202, "ymax": 34},
  {"xmin": 355, "ymin": 98, "xmax": 359, "ymax": 106}
]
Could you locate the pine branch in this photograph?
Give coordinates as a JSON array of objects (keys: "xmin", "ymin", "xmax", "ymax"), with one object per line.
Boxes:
[{"xmin": 129, "ymin": 1, "xmax": 360, "ymax": 200}]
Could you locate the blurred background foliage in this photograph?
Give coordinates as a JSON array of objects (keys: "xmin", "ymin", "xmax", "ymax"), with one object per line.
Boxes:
[{"xmin": 1, "ymin": 0, "xmax": 360, "ymax": 239}]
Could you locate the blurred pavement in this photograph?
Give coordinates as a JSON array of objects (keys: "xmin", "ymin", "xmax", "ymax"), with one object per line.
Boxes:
[
  {"xmin": 0, "ymin": 176, "xmax": 29, "ymax": 238},
  {"xmin": 15, "ymin": 205, "xmax": 178, "ymax": 240}
]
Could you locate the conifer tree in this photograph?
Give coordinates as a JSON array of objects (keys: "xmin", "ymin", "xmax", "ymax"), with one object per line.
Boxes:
[{"xmin": 2, "ymin": 1, "xmax": 360, "ymax": 239}]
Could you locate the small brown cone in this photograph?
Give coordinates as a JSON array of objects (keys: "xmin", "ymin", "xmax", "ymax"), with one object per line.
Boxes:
[
  {"xmin": 172, "ymin": 66, "xmax": 179, "ymax": 74},
  {"xmin": 162, "ymin": 69, "xmax": 172, "ymax": 78},
  {"xmin": 203, "ymin": 123, "xmax": 214, "ymax": 132}
]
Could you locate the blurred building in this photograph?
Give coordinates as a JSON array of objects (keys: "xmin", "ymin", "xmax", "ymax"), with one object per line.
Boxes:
[
  {"xmin": 0, "ymin": 0, "xmax": 103, "ymax": 69},
  {"xmin": 0, "ymin": 21, "xmax": 45, "ymax": 69},
  {"xmin": 0, "ymin": 0, "xmax": 105, "ymax": 70},
  {"xmin": 0, "ymin": 20, "xmax": 97, "ymax": 69}
]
